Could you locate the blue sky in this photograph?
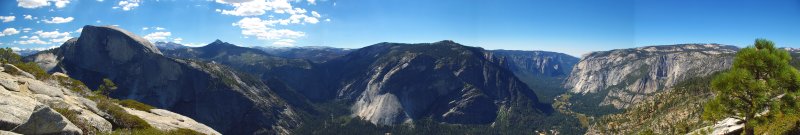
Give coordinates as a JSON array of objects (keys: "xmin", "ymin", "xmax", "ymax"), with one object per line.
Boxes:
[{"xmin": 0, "ymin": 0, "xmax": 798, "ymax": 56}]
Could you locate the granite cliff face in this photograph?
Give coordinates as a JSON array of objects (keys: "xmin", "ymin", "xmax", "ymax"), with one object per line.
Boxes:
[
  {"xmin": 564, "ymin": 44, "xmax": 737, "ymax": 109},
  {"xmin": 317, "ymin": 40, "xmax": 547, "ymax": 125},
  {"xmin": 489, "ymin": 50, "xmax": 579, "ymax": 103},
  {"xmin": 489, "ymin": 50, "xmax": 578, "ymax": 78},
  {"xmin": 28, "ymin": 25, "xmax": 301, "ymax": 135}
]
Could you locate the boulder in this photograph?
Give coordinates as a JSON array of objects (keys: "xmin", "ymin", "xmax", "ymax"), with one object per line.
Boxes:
[
  {"xmin": 0, "ymin": 80, "xmax": 19, "ymax": 92},
  {"xmin": 0, "ymin": 90, "xmax": 38, "ymax": 130},
  {"xmin": 11, "ymin": 105, "xmax": 82, "ymax": 135},
  {"xmin": 2, "ymin": 64, "xmax": 34, "ymax": 79},
  {"xmin": 69, "ymin": 106, "xmax": 112, "ymax": 133},
  {"xmin": 24, "ymin": 80, "xmax": 64, "ymax": 97},
  {"xmin": 124, "ymin": 108, "xmax": 221, "ymax": 135}
]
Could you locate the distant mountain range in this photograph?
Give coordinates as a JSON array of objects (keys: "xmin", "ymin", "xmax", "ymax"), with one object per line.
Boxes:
[{"xmin": 17, "ymin": 25, "xmax": 798, "ymax": 134}]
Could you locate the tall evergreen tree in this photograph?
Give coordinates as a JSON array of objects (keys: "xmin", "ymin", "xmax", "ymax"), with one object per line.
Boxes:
[{"xmin": 703, "ymin": 39, "xmax": 800, "ymax": 135}]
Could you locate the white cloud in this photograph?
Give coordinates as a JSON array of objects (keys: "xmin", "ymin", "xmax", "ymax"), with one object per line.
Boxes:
[
  {"xmin": 142, "ymin": 27, "xmax": 165, "ymax": 31},
  {"xmin": 22, "ymin": 28, "xmax": 32, "ymax": 33},
  {"xmin": 17, "ymin": 0, "xmax": 49, "ymax": 8},
  {"xmin": 50, "ymin": 36, "xmax": 72, "ymax": 43},
  {"xmin": 0, "ymin": 16, "xmax": 15, "ymax": 22},
  {"xmin": 173, "ymin": 38, "xmax": 183, "ymax": 43},
  {"xmin": 217, "ymin": 0, "xmax": 324, "ymax": 46},
  {"xmin": 278, "ymin": 14, "xmax": 318, "ymax": 25},
  {"xmin": 74, "ymin": 28, "xmax": 82, "ymax": 33},
  {"xmin": 114, "ymin": 0, "xmax": 140, "ymax": 11},
  {"xmin": 272, "ymin": 39, "xmax": 295, "ymax": 46},
  {"xmin": 42, "ymin": 17, "xmax": 74, "ymax": 24},
  {"xmin": 23, "ymin": 15, "xmax": 33, "ymax": 20},
  {"xmin": 143, "ymin": 31, "xmax": 172, "ymax": 42},
  {"xmin": 53, "ymin": 0, "xmax": 70, "ymax": 8},
  {"xmin": 325, "ymin": 18, "xmax": 330, "ymax": 22},
  {"xmin": 183, "ymin": 43, "xmax": 206, "ymax": 47},
  {"xmin": 35, "ymin": 30, "xmax": 69, "ymax": 38},
  {"xmin": 311, "ymin": 11, "xmax": 320, "ymax": 18},
  {"xmin": 33, "ymin": 30, "xmax": 73, "ymax": 43},
  {"xmin": 17, "ymin": 0, "xmax": 70, "ymax": 9},
  {"xmin": 216, "ymin": 0, "xmax": 295, "ymax": 16},
  {"xmin": 232, "ymin": 17, "xmax": 304, "ymax": 40},
  {"xmin": 0, "ymin": 28, "xmax": 20, "ymax": 36},
  {"xmin": 14, "ymin": 36, "xmax": 50, "ymax": 45}
]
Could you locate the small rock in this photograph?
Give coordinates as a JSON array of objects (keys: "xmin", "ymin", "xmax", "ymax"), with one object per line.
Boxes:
[
  {"xmin": 52, "ymin": 72, "xmax": 68, "ymax": 78},
  {"xmin": 0, "ymin": 80, "xmax": 19, "ymax": 92},
  {"xmin": 11, "ymin": 105, "xmax": 82, "ymax": 135},
  {"xmin": 0, "ymin": 130, "xmax": 21, "ymax": 135}
]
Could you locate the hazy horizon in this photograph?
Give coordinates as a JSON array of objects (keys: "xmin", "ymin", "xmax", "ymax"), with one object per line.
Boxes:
[{"xmin": 1, "ymin": 0, "xmax": 799, "ymax": 56}]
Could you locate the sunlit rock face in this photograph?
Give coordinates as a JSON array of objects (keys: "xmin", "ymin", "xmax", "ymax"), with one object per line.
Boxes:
[
  {"xmin": 34, "ymin": 25, "xmax": 301, "ymax": 135},
  {"xmin": 564, "ymin": 44, "xmax": 737, "ymax": 109},
  {"xmin": 319, "ymin": 40, "xmax": 545, "ymax": 125}
]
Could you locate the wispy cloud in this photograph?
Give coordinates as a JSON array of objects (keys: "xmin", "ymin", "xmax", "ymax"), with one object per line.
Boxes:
[{"xmin": 42, "ymin": 17, "xmax": 74, "ymax": 24}]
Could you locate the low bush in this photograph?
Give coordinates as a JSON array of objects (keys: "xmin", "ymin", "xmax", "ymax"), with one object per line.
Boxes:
[
  {"xmin": 55, "ymin": 75, "xmax": 89, "ymax": 95},
  {"xmin": 13, "ymin": 62, "xmax": 50, "ymax": 80},
  {"xmin": 117, "ymin": 99, "xmax": 155, "ymax": 112},
  {"xmin": 93, "ymin": 96, "xmax": 152, "ymax": 130}
]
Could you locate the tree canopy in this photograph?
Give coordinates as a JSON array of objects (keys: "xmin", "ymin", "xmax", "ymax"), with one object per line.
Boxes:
[{"xmin": 703, "ymin": 39, "xmax": 800, "ymax": 135}]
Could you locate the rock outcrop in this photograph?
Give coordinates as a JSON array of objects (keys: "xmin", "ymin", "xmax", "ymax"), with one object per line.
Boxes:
[
  {"xmin": 0, "ymin": 62, "xmax": 216, "ymax": 134},
  {"xmin": 123, "ymin": 108, "xmax": 220, "ymax": 135},
  {"xmin": 30, "ymin": 25, "xmax": 301, "ymax": 134},
  {"xmin": 315, "ymin": 40, "xmax": 547, "ymax": 125},
  {"xmin": 564, "ymin": 44, "xmax": 737, "ymax": 109},
  {"xmin": 12, "ymin": 105, "xmax": 83, "ymax": 135}
]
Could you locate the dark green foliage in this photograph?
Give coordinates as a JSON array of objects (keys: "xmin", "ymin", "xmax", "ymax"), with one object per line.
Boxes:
[
  {"xmin": 703, "ymin": 39, "xmax": 800, "ymax": 135},
  {"xmin": 117, "ymin": 99, "xmax": 156, "ymax": 112},
  {"xmin": 13, "ymin": 61, "xmax": 50, "ymax": 80},
  {"xmin": 92, "ymin": 95, "xmax": 152, "ymax": 130},
  {"xmin": 0, "ymin": 48, "xmax": 21, "ymax": 64},
  {"xmin": 0, "ymin": 47, "xmax": 50, "ymax": 80},
  {"xmin": 592, "ymin": 75, "xmax": 716, "ymax": 134},
  {"xmin": 54, "ymin": 75, "xmax": 90, "ymax": 95},
  {"xmin": 96, "ymin": 78, "xmax": 118, "ymax": 96}
]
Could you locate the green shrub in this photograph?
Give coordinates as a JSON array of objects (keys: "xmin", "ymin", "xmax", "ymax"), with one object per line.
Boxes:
[
  {"xmin": 117, "ymin": 99, "xmax": 155, "ymax": 112},
  {"xmin": 55, "ymin": 75, "xmax": 89, "ymax": 95},
  {"xmin": 13, "ymin": 62, "xmax": 50, "ymax": 80},
  {"xmin": 0, "ymin": 48, "xmax": 21, "ymax": 64},
  {"xmin": 96, "ymin": 78, "xmax": 117, "ymax": 96},
  {"xmin": 94, "ymin": 96, "xmax": 152, "ymax": 130}
]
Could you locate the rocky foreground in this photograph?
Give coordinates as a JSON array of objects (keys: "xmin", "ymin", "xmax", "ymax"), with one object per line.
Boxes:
[{"xmin": 0, "ymin": 63, "xmax": 218, "ymax": 135}]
